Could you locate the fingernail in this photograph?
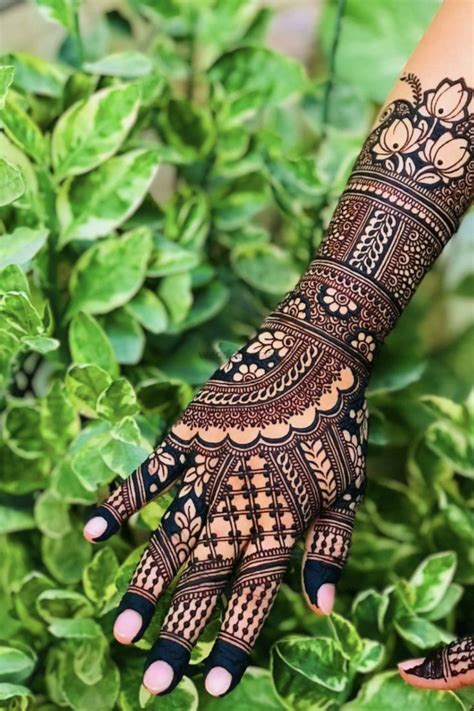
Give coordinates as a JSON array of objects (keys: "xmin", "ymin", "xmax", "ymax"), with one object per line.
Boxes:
[
  {"xmin": 114, "ymin": 610, "xmax": 143, "ymax": 644},
  {"xmin": 398, "ymin": 658, "xmax": 425, "ymax": 672},
  {"xmin": 83, "ymin": 516, "xmax": 107, "ymax": 542},
  {"xmin": 316, "ymin": 583, "xmax": 335, "ymax": 615},
  {"xmin": 205, "ymin": 667, "xmax": 232, "ymax": 696},
  {"xmin": 143, "ymin": 660, "xmax": 174, "ymax": 695}
]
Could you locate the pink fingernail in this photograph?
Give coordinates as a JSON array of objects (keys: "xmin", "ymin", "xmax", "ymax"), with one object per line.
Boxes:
[
  {"xmin": 114, "ymin": 610, "xmax": 143, "ymax": 644},
  {"xmin": 83, "ymin": 516, "xmax": 107, "ymax": 542},
  {"xmin": 398, "ymin": 658, "xmax": 425, "ymax": 672},
  {"xmin": 143, "ymin": 660, "xmax": 174, "ymax": 694},
  {"xmin": 205, "ymin": 667, "xmax": 232, "ymax": 696},
  {"xmin": 317, "ymin": 583, "xmax": 335, "ymax": 615}
]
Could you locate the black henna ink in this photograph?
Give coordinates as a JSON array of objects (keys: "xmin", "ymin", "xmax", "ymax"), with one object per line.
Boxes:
[{"xmin": 85, "ymin": 76, "xmax": 474, "ymax": 694}]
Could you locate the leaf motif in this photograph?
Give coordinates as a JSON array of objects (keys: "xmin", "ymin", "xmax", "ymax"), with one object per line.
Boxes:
[
  {"xmin": 417, "ymin": 172, "xmax": 441, "ymax": 184},
  {"xmin": 301, "ymin": 440, "xmax": 336, "ymax": 506}
]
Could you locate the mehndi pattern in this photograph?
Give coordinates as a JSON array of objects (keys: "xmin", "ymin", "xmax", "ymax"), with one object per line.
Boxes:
[{"xmin": 86, "ymin": 75, "xmax": 473, "ymax": 695}]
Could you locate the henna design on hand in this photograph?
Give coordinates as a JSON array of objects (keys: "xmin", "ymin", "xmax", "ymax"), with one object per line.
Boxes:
[
  {"xmin": 400, "ymin": 636, "xmax": 474, "ymax": 690},
  {"xmin": 84, "ymin": 76, "xmax": 473, "ymax": 696}
]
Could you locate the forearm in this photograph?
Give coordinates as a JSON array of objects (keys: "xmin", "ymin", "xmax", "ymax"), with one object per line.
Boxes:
[{"xmin": 295, "ymin": 0, "xmax": 473, "ymax": 356}]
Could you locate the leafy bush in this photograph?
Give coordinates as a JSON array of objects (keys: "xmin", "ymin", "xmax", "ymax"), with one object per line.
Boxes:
[{"xmin": 0, "ymin": 0, "xmax": 473, "ymax": 709}]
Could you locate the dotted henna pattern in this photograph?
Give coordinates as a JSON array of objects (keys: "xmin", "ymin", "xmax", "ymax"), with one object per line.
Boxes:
[{"xmin": 87, "ymin": 76, "xmax": 473, "ymax": 695}]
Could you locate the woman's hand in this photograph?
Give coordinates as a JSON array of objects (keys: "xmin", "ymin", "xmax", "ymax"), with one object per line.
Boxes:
[
  {"xmin": 83, "ymin": 269, "xmax": 373, "ymax": 697},
  {"xmin": 399, "ymin": 636, "xmax": 474, "ymax": 690},
  {"xmin": 83, "ymin": 0, "xmax": 474, "ymax": 689}
]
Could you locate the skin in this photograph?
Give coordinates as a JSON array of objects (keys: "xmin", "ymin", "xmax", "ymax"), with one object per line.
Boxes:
[
  {"xmin": 84, "ymin": 0, "xmax": 473, "ymax": 696},
  {"xmin": 379, "ymin": 0, "xmax": 474, "ymax": 689}
]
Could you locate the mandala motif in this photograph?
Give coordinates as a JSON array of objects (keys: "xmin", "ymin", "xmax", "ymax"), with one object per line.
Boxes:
[
  {"xmin": 86, "ymin": 74, "xmax": 473, "ymax": 697},
  {"xmin": 318, "ymin": 285, "xmax": 359, "ymax": 319}
]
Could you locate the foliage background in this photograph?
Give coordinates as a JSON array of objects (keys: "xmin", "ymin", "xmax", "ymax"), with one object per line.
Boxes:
[{"xmin": 0, "ymin": 0, "xmax": 473, "ymax": 709}]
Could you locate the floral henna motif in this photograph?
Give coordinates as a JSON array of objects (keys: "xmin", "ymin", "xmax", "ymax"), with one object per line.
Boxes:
[
  {"xmin": 85, "ymin": 76, "xmax": 473, "ymax": 696},
  {"xmin": 373, "ymin": 77, "xmax": 471, "ymax": 184}
]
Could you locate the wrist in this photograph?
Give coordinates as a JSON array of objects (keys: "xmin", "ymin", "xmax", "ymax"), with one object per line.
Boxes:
[{"xmin": 276, "ymin": 256, "xmax": 399, "ymax": 367}]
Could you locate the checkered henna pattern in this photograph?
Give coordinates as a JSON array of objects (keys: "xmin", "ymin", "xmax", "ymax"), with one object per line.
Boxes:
[{"xmin": 85, "ymin": 75, "xmax": 473, "ymax": 695}]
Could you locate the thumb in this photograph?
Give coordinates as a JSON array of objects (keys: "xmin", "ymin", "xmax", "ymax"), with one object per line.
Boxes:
[{"xmin": 302, "ymin": 478, "xmax": 364, "ymax": 615}]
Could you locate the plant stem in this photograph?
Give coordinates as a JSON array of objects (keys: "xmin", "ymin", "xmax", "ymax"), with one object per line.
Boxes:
[
  {"xmin": 322, "ymin": 0, "xmax": 346, "ymax": 132},
  {"xmin": 73, "ymin": 8, "xmax": 85, "ymax": 66}
]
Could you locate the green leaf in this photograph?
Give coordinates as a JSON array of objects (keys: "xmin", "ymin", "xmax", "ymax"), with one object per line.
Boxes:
[
  {"xmin": 68, "ymin": 228, "xmax": 153, "ymax": 316},
  {"xmin": 0, "ymin": 227, "xmax": 48, "ymax": 269},
  {"xmin": 352, "ymin": 589, "xmax": 389, "ymax": 640},
  {"xmin": 147, "ymin": 236, "xmax": 199, "ymax": 278},
  {"xmin": 181, "ymin": 281, "xmax": 228, "ymax": 331},
  {"xmin": 125, "ymin": 289, "xmax": 168, "ymax": 334},
  {"xmin": 82, "ymin": 548, "xmax": 119, "ymax": 608},
  {"xmin": 232, "ymin": 244, "xmax": 300, "ymax": 295},
  {"xmin": 271, "ymin": 636, "xmax": 347, "ymax": 711},
  {"xmin": 100, "ymin": 417, "xmax": 148, "ymax": 477},
  {"xmin": 442, "ymin": 504, "xmax": 473, "ymax": 543},
  {"xmin": 42, "ymin": 528, "xmax": 92, "ymax": 585},
  {"xmin": 213, "ymin": 190, "xmax": 267, "ymax": 231},
  {"xmin": 369, "ymin": 352, "xmax": 426, "ymax": 395},
  {"xmin": 343, "ymin": 671, "xmax": 463, "ymax": 710},
  {"xmin": 51, "ymin": 458, "xmax": 96, "ymax": 504},
  {"xmin": 40, "ymin": 380, "xmax": 80, "ymax": 451},
  {"xmin": 2, "ymin": 94, "xmax": 49, "ymax": 163},
  {"xmin": 264, "ymin": 154, "xmax": 324, "ymax": 218},
  {"xmin": 0, "ymin": 65, "xmax": 14, "ymax": 108},
  {"xmin": 0, "ymin": 647, "xmax": 35, "ymax": 680},
  {"xmin": 34, "ymin": 489, "xmax": 71, "ymax": 539},
  {"xmin": 96, "ymin": 378, "xmax": 139, "ymax": 421},
  {"xmin": 0, "ymin": 683, "xmax": 32, "ymax": 703},
  {"xmin": 103, "ymin": 309, "xmax": 145, "ymax": 365},
  {"xmin": 0, "ymin": 504, "xmax": 35, "ymax": 534},
  {"xmin": 303, "ymin": 81, "xmax": 372, "ymax": 135},
  {"xmin": 33, "ymin": 0, "xmax": 80, "ymax": 35},
  {"xmin": 3, "ymin": 52, "xmax": 67, "ymax": 97},
  {"xmin": 1, "ymin": 291, "xmax": 43, "ymax": 338},
  {"xmin": 158, "ymin": 272, "xmax": 193, "ymax": 326},
  {"xmin": 58, "ymin": 149, "xmax": 158, "ymax": 244},
  {"xmin": 321, "ymin": 0, "xmax": 441, "ymax": 103},
  {"xmin": 36, "ymin": 589, "xmax": 94, "ymax": 622},
  {"xmin": 0, "ymin": 158, "xmax": 25, "ymax": 206},
  {"xmin": 199, "ymin": 667, "xmax": 284, "ymax": 710},
  {"xmin": 22, "ymin": 335, "xmax": 59, "ymax": 353},
  {"xmin": 394, "ymin": 614, "xmax": 452, "ymax": 649},
  {"xmin": 62, "ymin": 654, "xmax": 120, "ymax": 711},
  {"xmin": 425, "ymin": 583, "xmax": 463, "ymax": 622},
  {"xmin": 48, "ymin": 618, "xmax": 102, "ymax": 639},
  {"xmin": 165, "ymin": 189, "xmax": 209, "ymax": 249},
  {"xmin": 356, "ymin": 640, "xmax": 385, "ymax": 674},
  {"xmin": 69, "ymin": 312, "xmax": 119, "ymax": 377},
  {"xmin": 330, "ymin": 614, "xmax": 363, "ymax": 660},
  {"xmin": 210, "ymin": 47, "xmax": 307, "ymax": 122},
  {"xmin": 13, "ymin": 571, "xmax": 55, "ymax": 635},
  {"xmin": 0, "ymin": 264, "xmax": 29, "ymax": 293},
  {"xmin": 410, "ymin": 551, "xmax": 457, "ymax": 614},
  {"xmin": 272, "ymin": 636, "xmax": 347, "ymax": 692},
  {"xmin": 3, "ymin": 403, "xmax": 43, "ymax": 459},
  {"xmin": 52, "ymin": 83, "xmax": 141, "ymax": 179},
  {"xmin": 139, "ymin": 675, "xmax": 198, "ymax": 710},
  {"xmin": 65, "ymin": 364, "xmax": 112, "ymax": 418},
  {"xmin": 84, "ymin": 51, "xmax": 153, "ymax": 77},
  {"xmin": 421, "ymin": 395, "xmax": 465, "ymax": 426},
  {"xmin": 426, "ymin": 421, "xmax": 474, "ymax": 477},
  {"xmin": 159, "ymin": 98, "xmax": 215, "ymax": 162},
  {"xmin": 73, "ymin": 636, "xmax": 108, "ymax": 686},
  {"xmin": 70, "ymin": 424, "xmax": 117, "ymax": 492}
]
